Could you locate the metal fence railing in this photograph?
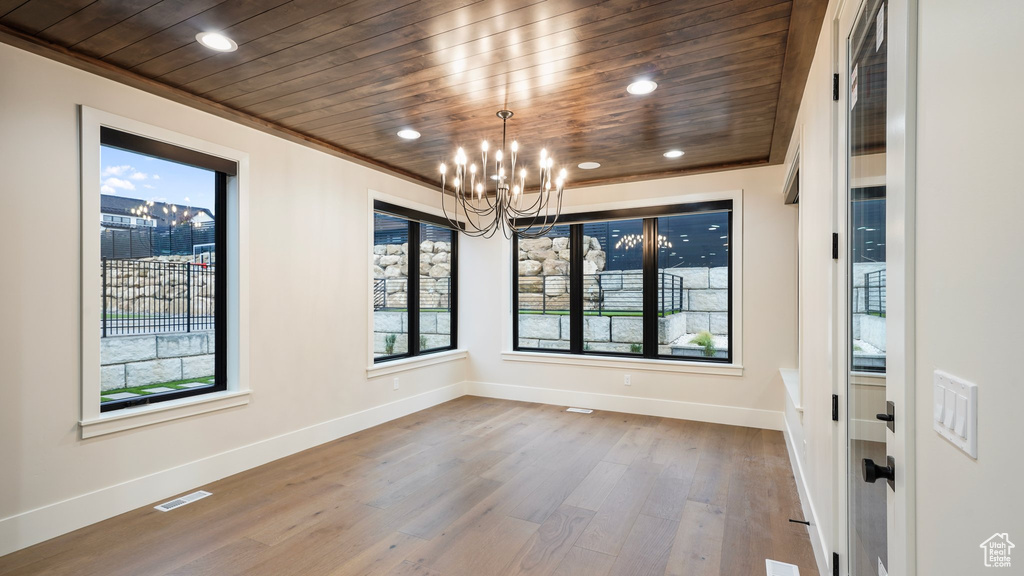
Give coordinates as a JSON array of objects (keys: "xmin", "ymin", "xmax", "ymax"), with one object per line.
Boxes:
[
  {"xmin": 864, "ymin": 269, "xmax": 887, "ymax": 316},
  {"xmin": 517, "ymin": 272, "xmax": 686, "ymax": 316},
  {"xmin": 101, "ymin": 258, "xmax": 215, "ymax": 337},
  {"xmin": 101, "ymin": 223, "xmax": 216, "ymax": 260},
  {"xmin": 374, "ymin": 277, "xmax": 452, "ymax": 311}
]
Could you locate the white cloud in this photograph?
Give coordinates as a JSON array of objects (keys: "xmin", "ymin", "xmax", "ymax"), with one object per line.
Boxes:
[
  {"xmin": 130, "ymin": 172, "xmax": 148, "ymax": 180},
  {"xmin": 101, "ymin": 185, "xmax": 115, "ymax": 194},
  {"xmin": 144, "ymin": 184, "xmax": 155, "ymax": 189},
  {"xmin": 103, "ymin": 177, "xmax": 135, "ymax": 191},
  {"xmin": 102, "ymin": 165, "xmax": 132, "ymax": 177},
  {"xmin": 152, "ymin": 174, "xmax": 161, "ymax": 180}
]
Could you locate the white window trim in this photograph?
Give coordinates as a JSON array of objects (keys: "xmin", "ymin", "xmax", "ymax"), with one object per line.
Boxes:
[
  {"xmin": 79, "ymin": 106, "xmax": 250, "ymax": 437},
  {"xmin": 502, "ymin": 189, "xmax": 744, "ymax": 375},
  {"xmin": 366, "ymin": 189, "xmax": 460, "ymax": 368},
  {"xmin": 366, "ymin": 348, "xmax": 468, "ymax": 378},
  {"xmin": 503, "ymin": 351, "xmax": 743, "ymax": 376}
]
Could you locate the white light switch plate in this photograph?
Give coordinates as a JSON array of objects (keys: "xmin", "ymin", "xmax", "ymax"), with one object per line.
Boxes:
[{"xmin": 933, "ymin": 370, "xmax": 978, "ymax": 458}]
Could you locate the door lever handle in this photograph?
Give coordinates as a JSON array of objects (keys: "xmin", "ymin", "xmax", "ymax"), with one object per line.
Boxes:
[{"xmin": 876, "ymin": 400, "xmax": 895, "ymax": 432}]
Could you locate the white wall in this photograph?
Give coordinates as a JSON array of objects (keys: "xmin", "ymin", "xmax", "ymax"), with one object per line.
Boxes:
[
  {"xmin": 0, "ymin": 43, "xmax": 467, "ymax": 553},
  {"xmin": 915, "ymin": 0, "xmax": 1024, "ymax": 572},
  {"xmin": 781, "ymin": 2, "xmax": 838, "ymax": 571},
  {"xmin": 462, "ymin": 166, "xmax": 797, "ymax": 429}
]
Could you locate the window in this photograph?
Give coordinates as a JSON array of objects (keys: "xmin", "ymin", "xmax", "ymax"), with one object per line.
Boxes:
[
  {"xmin": 98, "ymin": 127, "xmax": 231, "ymax": 411},
  {"xmin": 515, "ymin": 225, "xmax": 571, "ymax": 350},
  {"xmin": 102, "ymin": 214, "xmax": 131, "ymax": 225},
  {"xmin": 513, "ymin": 200, "xmax": 733, "ymax": 363},
  {"xmin": 373, "ymin": 201, "xmax": 458, "ymax": 362},
  {"xmin": 584, "ymin": 219, "xmax": 644, "ymax": 355}
]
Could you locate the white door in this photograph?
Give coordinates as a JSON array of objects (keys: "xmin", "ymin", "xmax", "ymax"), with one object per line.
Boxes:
[{"xmin": 836, "ymin": 0, "xmax": 915, "ymax": 574}]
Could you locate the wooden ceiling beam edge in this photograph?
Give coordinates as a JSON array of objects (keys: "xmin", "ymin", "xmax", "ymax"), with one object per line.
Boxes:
[
  {"xmin": 560, "ymin": 158, "xmax": 771, "ymax": 189},
  {"xmin": 767, "ymin": 0, "xmax": 829, "ymax": 164},
  {"xmin": 0, "ymin": 24, "xmax": 438, "ymax": 191}
]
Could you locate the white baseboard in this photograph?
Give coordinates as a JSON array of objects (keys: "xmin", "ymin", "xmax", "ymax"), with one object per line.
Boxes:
[
  {"xmin": 0, "ymin": 382, "xmax": 466, "ymax": 557},
  {"xmin": 782, "ymin": 412, "xmax": 831, "ymax": 576},
  {"xmin": 465, "ymin": 381, "xmax": 783, "ymax": 430}
]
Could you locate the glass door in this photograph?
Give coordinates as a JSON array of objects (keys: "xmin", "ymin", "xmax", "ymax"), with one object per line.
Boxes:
[{"xmin": 846, "ymin": 0, "xmax": 890, "ymax": 574}]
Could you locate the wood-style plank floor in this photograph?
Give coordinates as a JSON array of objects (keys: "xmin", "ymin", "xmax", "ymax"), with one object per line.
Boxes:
[{"xmin": 0, "ymin": 397, "xmax": 819, "ymax": 576}]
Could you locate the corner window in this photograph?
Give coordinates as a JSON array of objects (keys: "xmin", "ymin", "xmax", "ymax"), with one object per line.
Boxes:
[
  {"xmin": 98, "ymin": 127, "xmax": 231, "ymax": 411},
  {"xmin": 513, "ymin": 200, "xmax": 733, "ymax": 363},
  {"xmin": 373, "ymin": 201, "xmax": 458, "ymax": 362}
]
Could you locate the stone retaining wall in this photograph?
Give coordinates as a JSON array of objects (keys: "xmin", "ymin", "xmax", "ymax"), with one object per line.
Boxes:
[
  {"xmin": 663, "ymin": 267, "xmax": 729, "ymax": 334},
  {"xmin": 518, "ymin": 312, "xmax": 688, "ymax": 353},
  {"xmin": 373, "ymin": 311, "xmax": 451, "ymax": 356},
  {"xmin": 373, "ymin": 241, "xmax": 452, "ymax": 309},
  {"xmin": 103, "ymin": 255, "xmax": 215, "ymax": 315},
  {"xmin": 100, "ymin": 331, "xmax": 215, "ymax": 391}
]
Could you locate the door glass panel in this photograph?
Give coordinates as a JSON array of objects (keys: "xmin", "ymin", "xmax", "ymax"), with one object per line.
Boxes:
[{"xmin": 847, "ymin": 0, "xmax": 888, "ymax": 574}]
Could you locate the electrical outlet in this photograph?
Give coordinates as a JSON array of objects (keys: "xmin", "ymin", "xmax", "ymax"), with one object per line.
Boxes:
[
  {"xmin": 624, "ymin": 374, "xmax": 631, "ymax": 386},
  {"xmin": 393, "ymin": 377, "xmax": 399, "ymax": 390}
]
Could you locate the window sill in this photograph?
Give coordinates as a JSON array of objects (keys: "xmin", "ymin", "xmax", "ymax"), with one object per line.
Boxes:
[
  {"xmin": 780, "ymin": 368, "xmax": 802, "ymax": 412},
  {"xmin": 501, "ymin": 351, "xmax": 743, "ymax": 377},
  {"xmin": 367, "ymin": 349, "xmax": 468, "ymax": 378},
  {"xmin": 80, "ymin": 390, "xmax": 250, "ymax": 439}
]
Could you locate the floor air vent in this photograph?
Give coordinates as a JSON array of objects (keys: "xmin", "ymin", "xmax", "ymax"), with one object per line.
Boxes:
[
  {"xmin": 765, "ymin": 559, "xmax": 800, "ymax": 576},
  {"xmin": 155, "ymin": 490, "xmax": 211, "ymax": 512},
  {"xmin": 566, "ymin": 407, "xmax": 594, "ymax": 414}
]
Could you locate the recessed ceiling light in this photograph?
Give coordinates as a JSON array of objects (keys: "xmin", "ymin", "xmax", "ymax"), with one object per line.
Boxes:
[
  {"xmin": 195, "ymin": 32, "xmax": 237, "ymax": 52},
  {"xmin": 663, "ymin": 150, "xmax": 684, "ymax": 158},
  {"xmin": 627, "ymin": 80, "xmax": 658, "ymax": 95},
  {"xmin": 397, "ymin": 129, "xmax": 420, "ymax": 140},
  {"xmin": 578, "ymin": 162, "xmax": 601, "ymax": 170}
]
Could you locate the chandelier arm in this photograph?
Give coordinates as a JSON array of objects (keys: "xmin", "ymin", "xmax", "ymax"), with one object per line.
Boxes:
[
  {"xmin": 518, "ymin": 186, "xmax": 566, "ymax": 238},
  {"xmin": 509, "ymin": 183, "xmax": 559, "ymax": 231},
  {"xmin": 507, "ymin": 181, "xmax": 562, "ymax": 217},
  {"xmin": 460, "ymin": 190, "xmax": 498, "ymax": 218},
  {"xmin": 507, "ymin": 179, "xmax": 554, "ymax": 215}
]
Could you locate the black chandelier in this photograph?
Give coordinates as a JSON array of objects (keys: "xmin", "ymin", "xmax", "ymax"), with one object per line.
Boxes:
[{"xmin": 440, "ymin": 110, "xmax": 566, "ymax": 238}]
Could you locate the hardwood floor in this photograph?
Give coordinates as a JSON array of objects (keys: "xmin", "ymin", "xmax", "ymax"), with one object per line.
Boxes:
[{"xmin": 0, "ymin": 397, "xmax": 819, "ymax": 575}]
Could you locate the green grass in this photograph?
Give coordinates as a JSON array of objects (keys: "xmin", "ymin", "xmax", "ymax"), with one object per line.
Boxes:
[
  {"xmin": 689, "ymin": 330, "xmax": 717, "ymax": 357},
  {"xmin": 101, "ymin": 376, "xmax": 215, "ymax": 402}
]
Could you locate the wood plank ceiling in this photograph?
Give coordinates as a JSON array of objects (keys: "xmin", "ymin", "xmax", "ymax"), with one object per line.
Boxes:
[{"xmin": 0, "ymin": 0, "xmax": 827, "ymax": 187}]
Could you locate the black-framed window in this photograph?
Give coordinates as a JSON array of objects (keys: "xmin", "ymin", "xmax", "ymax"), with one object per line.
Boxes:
[
  {"xmin": 513, "ymin": 201, "xmax": 733, "ymax": 363},
  {"xmin": 373, "ymin": 201, "xmax": 458, "ymax": 362},
  {"xmin": 98, "ymin": 127, "xmax": 232, "ymax": 412}
]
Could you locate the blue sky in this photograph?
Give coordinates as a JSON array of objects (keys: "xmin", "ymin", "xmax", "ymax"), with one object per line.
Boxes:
[{"xmin": 100, "ymin": 145, "xmax": 216, "ymax": 214}]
